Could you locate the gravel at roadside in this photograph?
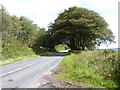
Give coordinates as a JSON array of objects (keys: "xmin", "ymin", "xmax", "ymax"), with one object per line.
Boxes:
[{"xmin": 38, "ymin": 66, "xmax": 83, "ymax": 88}]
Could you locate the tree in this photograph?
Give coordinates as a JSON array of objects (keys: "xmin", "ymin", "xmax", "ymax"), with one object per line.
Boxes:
[
  {"xmin": 0, "ymin": 5, "xmax": 39, "ymax": 48},
  {"xmin": 19, "ymin": 16, "xmax": 37, "ymax": 47},
  {"xmin": 48, "ymin": 6, "xmax": 115, "ymax": 50},
  {"xmin": 34, "ymin": 28, "xmax": 55, "ymax": 49},
  {"xmin": 7, "ymin": 15, "xmax": 21, "ymax": 37},
  {"xmin": 0, "ymin": 5, "xmax": 11, "ymax": 38}
]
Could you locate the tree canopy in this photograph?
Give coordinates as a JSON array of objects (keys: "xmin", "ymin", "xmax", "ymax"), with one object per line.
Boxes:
[
  {"xmin": 1, "ymin": 5, "xmax": 115, "ymax": 51},
  {"xmin": 0, "ymin": 5, "xmax": 53, "ymax": 49},
  {"xmin": 48, "ymin": 6, "xmax": 115, "ymax": 50}
]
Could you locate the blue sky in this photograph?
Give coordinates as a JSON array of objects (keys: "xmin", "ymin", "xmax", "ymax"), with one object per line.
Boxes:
[{"xmin": 0, "ymin": 0, "xmax": 119, "ymax": 49}]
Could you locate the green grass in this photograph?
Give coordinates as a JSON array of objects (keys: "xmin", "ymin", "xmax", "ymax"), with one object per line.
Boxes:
[
  {"xmin": 0, "ymin": 54, "xmax": 38, "ymax": 66},
  {"xmin": 56, "ymin": 49, "xmax": 120, "ymax": 88},
  {"xmin": 1, "ymin": 48, "xmax": 56, "ymax": 66},
  {"xmin": 2, "ymin": 36, "xmax": 36, "ymax": 60},
  {"xmin": 1, "ymin": 36, "xmax": 56, "ymax": 66},
  {"xmin": 1, "ymin": 36, "xmax": 67, "ymax": 66}
]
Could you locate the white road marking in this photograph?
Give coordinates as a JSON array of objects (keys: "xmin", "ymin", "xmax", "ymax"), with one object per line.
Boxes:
[{"xmin": 0, "ymin": 64, "xmax": 34, "ymax": 77}]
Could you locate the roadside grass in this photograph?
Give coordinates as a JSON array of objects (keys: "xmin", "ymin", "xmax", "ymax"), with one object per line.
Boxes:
[
  {"xmin": 1, "ymin": 33, "xmax": 67, "ymax": 67},
  {"xmin": 1, "ymin": 43, "xmax": 67, "ymax": 66},
  {"xmin": 0, "ymin": 54, "xmax": 38, "ymax": 66},
  {"xmin": 1, "ymin": 36, "xmax": 67, "ymax": 66},
  {"xmin": 1, "ymin": 48, "xmax": 56, "ymax": 66},
  {"xmin": 56, "ymin": 49, "xmax": 120, "ymax": 88},
  {"xmin": 1, "ymin": 36, "xmax": 57, "ymax": 66}
]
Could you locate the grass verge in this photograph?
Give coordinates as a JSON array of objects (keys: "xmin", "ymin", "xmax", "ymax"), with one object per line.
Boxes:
[
  {"xmin": 0, "ymin": 54, "xmax": 38, "ymax": 66},
  {"xmin": 1, "ymin": 48, "xmax": 56, "ymax": 66},
  {"xmin": 56, "ymin": 49, "xmax": 120, "ymax": 88}
]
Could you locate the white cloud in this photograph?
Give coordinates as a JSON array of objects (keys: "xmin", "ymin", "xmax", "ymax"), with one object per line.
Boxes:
[{"xmin": 0, "ymin": 0, "xmax": 80, "ymax": 28}]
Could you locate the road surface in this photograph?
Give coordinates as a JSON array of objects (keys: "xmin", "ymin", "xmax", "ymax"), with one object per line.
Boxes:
[{"xmin": 0, "ymin": 50, "xmax": 68, "ymax": 89}]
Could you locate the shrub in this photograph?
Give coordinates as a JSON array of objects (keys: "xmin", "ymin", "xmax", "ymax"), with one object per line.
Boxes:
[
  {"xmin": 57, "ymin": 50, "xmax": 119, "ymax": 88},
  {"xmin": 2, "ymin": 36, "xmax": 35, "ymax": 59}
]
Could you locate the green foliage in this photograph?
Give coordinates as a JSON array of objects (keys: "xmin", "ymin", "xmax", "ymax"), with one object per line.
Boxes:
[
  {"xmin": 55, "ymin": 44, "xmax": 68, "ymax": 52},
  {"xmin": 19, "ymin": 16, "xmax": 37, "ymax": 47},
  {"xmin": 1, "ymin": 6, "xmax": 11, "ymax": 36},
  {"xmin": 57, "ymin": 50, "xmax": 119, "ymax": 88},
  {"xmin": 34, "ymin": 28, "xmax": 55, "ymax": 49},
  {"xmin": 0, "ymin": 55, "xmax": 38, "ymax": 66},
  {"xmin": 1, "ymin": 6, "xmax": 41, "ymax": 48},
  {"xmin": 32, "ymin": 46, "xmax": 56, "ymax": 56},
  {"xmin": 1, "ymin": 5, "xmax": 56, "ymax": 61},
  {"xmin": 48, "ymin": 6, "xmax": 115, "ymax": 50},
  {"xmin": 2, "ymin": 36, "xmax": 35, "ymax": 59}
]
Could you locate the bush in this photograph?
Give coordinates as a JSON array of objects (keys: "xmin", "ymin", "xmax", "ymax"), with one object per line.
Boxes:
[
  {"xmin": 2, "ymin": 36, "xmax": 35, "ymax": 59},
  {"xmin": 57, "ymin": 50, "xmax": 119, "ymax": 88}
]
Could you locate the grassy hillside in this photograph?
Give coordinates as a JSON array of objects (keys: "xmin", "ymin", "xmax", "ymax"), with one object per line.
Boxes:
[{"xmin": 56, "ymin": 49, "xmax": 120, "ymax": 88}]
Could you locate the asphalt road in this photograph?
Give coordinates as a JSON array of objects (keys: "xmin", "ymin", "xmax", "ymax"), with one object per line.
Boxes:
[{"xmin": 0, "ymin": 50, "xmax": 68, "ymax": 89}]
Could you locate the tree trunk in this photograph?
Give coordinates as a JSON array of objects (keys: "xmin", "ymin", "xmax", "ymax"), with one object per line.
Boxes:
[
  {"xmin": 70, "ymin": 36, "xmax": 75, "ymax": 50},
  {"xmin": 82, "ymin": 46, "xmax": 85, "ymax": 50}
]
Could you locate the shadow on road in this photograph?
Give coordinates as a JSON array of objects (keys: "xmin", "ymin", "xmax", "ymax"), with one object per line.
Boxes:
[{"xmin": 45, "ymin": 52, "xmax": 67, "ymax": 57}]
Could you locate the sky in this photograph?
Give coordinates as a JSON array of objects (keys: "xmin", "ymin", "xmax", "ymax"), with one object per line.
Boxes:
[{"xmin": 0, "ymin": 0, "xmax": 119, "ymax": 49}]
